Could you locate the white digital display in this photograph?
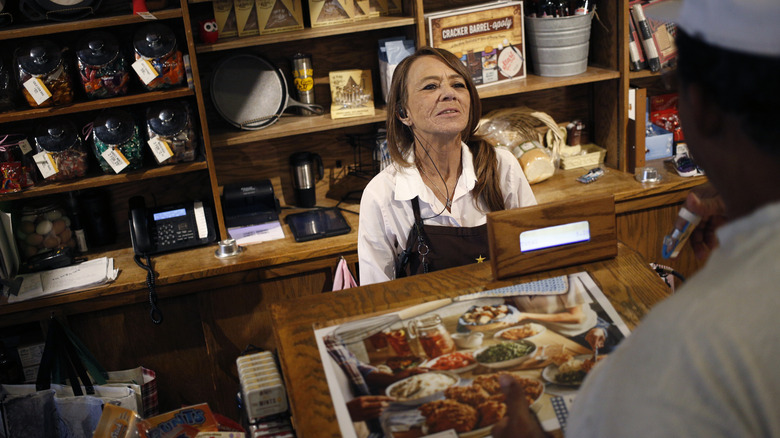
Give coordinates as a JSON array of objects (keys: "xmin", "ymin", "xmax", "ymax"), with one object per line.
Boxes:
[
  {"xmin": 519, "ymin": 221, "xmax": 591, "ymax": 252},
  {"xmin": 153, "ymin": 208, "xmax": 187, "ymax": 221}
]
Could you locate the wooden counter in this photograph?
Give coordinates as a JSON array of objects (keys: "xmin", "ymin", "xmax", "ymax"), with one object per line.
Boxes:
[
  {"xmin": 0, "ymin": 160, "xmax": 703, "ymax": 415},
  {"xmin": 270, "ymin": 243, "xmax": 671, "ymax": 438}
]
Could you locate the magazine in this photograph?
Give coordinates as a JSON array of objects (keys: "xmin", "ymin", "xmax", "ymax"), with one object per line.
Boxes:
[{"xmin": 314, "ymin": 272, "xmax": 631, "ymax": 438}]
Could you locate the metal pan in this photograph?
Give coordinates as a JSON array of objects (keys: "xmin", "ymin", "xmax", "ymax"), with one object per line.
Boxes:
[{"xmin": 210, "ymin": 54, "xmax": 324, "ymax": 130}]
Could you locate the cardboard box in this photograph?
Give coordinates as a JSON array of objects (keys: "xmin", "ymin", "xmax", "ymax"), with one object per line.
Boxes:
[
  {"xmin": 256, "ymin": 0, "xmax": 303, "ymax": 35},
  {"xmin": 213, "ymin": 0, "xmax": 238, "ymax": 39},
  {"xmin": 385, "ymin": 0, "xmax": 401, "ymax": 15},
  {"xmin": 234, "ymin": 0, "xmax": 259, "ymax": 37},
  {"xmin": 308, "ymin": 0, "xmax": 353, "ymax": 28},
  {"xmin": 645, "ymin": 124, "xmax": 673, "ymax": 161},
  {"xmin": 329, "ymin": 69, "xmax": 375, "ymax": 119},
  {"xmin": 367, "ymin": 0, "xmax": 386, "ymax": 17},
  {"xmin": 352, "ymin": 0, "xmax": 369, "ymax": 21},
  {"xmin": 560, "ymin": 143, "xmax": 607, "ymax": 170},
  {"xmin": 425, "ymin": 1, "xmax": 526, "ymax": 87}
]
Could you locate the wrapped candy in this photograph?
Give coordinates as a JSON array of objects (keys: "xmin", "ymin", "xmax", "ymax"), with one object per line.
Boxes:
[
  {"xmin": 133, "ymin": 23, "xmax": 185, "ymax": 91},
  {"xmin": 34, "ymin": 119, "xmax": 88, "ymax": 182},
  {"xmin": 76, "ymin": 31, "xmax": 130, "ymax": 99},
  {"xmin": 16, "ymin": 39, "xmax": 74, "ymax": 108}
]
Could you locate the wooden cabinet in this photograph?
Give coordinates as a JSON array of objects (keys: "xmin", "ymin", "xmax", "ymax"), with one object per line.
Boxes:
[{"xmin": 0, "ymin": 1, "xmax": 220, "ymax": 251}]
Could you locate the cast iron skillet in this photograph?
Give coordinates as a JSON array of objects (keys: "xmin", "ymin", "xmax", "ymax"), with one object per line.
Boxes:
[{"xmin": 210, "ymin": 54, "xmax": 324, "ymax": 130}]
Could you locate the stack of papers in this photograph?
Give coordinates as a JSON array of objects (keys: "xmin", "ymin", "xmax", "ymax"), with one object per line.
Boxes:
[{"xmin": 8, "ymin": 257, "xmax": 118, "ymax": 303}]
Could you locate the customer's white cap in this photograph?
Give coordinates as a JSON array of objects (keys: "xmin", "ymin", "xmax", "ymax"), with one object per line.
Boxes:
[{"xmin": 644, "ymin": 0, "xmax": 780, "ymax": 57}]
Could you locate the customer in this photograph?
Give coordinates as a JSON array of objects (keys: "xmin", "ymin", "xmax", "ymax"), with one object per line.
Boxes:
[
  {"xmin": 358, "ymin": 47, "xmax": 537, "ymax": 285},
  {"xmin": 493, "ymin": 0, "xmax": 780, "ymax": 436}
]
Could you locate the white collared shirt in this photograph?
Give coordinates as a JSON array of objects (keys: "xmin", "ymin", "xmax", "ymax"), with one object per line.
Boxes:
[{"xmin": 357, "ymin": 143, "xmax": 537, "ymax": 285}]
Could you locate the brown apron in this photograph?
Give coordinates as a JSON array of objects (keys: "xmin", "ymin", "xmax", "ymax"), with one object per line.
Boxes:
[{"xmin": 396, "ymin": 197, "xmax": 489, "ymax": 278}]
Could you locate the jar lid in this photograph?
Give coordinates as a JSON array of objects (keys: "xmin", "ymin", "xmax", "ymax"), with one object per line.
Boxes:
[
  {"xmin": 133, "ymin": 23, "xmax": 177, "ymax": 59},
  {"xmin": 94, "ymin": 109, "xmax": 135, "ymax": 145},
  {"xmin": 17, "ymin": 40, "xmax": 63, "ymax": 76},
  {"xmin": 147, "ymin": 101, "xmax": 188, "ymax": 137},
  {"xmin": 76, "ymin": 31, "xmax": 120, "ymax": 67},
  {"xmin": 35, "ymin": 119, "xmax": 79, "ymax": 152}
]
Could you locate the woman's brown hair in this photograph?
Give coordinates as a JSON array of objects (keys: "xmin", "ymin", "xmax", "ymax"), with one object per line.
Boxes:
[{"xmin": 385, "ymin": 46, "xmax": 506, "ymax": 212}]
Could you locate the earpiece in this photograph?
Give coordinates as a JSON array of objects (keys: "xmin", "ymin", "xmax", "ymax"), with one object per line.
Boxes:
[{"xmin": 397, "ymin": 104, "xmax": 407, "ymax": 119}]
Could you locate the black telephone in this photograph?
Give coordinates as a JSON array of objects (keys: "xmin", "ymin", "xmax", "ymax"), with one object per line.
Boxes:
[
  {"xmin": 128, "ymin": 196, "xmax": 217, "ymax": 324},
  {"xmin": 129, "ymin": 196, "xmax": 216, "ymax": 256}
]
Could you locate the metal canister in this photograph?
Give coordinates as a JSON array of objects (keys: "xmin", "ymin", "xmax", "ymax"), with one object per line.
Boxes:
[{"xmin": 291, "ymin": 53, "xmax": 315, "ymax": 115}]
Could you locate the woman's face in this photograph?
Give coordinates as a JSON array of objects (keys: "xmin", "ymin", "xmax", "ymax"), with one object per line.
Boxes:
[{"xmin": 402, "ymin": 55, "xmax": 471, "ymax": 142}]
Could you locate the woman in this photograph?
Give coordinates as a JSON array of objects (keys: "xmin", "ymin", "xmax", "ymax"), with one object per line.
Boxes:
[{"xmin": 358, "ymin": 47, "xmax": 537, "ymax": 285}]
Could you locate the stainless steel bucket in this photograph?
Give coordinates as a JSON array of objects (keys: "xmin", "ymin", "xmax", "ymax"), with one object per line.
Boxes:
[{"xmin": 525, "ymin": 12, "xmax": 594, "ymax": 77}]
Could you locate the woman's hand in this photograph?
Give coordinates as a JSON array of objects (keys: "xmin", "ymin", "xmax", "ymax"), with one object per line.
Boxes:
[
  {"xmin": 679, "ymin": 185, "xmax": 727, "ymax": 260},
  {"xmin": 491, "ymin": 375, "xmax": 550, "ymax": 438},
  {"xmin": 585, "ymin": 327, "xmax": 606, "ymax": 350},
  {"xmin": 346, "ymin": 395, "xmax": 395, "ymax": 422}
]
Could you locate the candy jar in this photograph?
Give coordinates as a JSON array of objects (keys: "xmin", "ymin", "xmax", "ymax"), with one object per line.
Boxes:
[
  {"xmin": 0, "ymin": 56, "xmax": 17, "ymax": 112},
  {"xmin": 92, "ymin": 109, "xmax": 144, "ymax": 174},
  {"xmin": 132, "ymin": 23, "xmax": 185, "ymax": 91},
  {"xmin": 76, "ymin": 31, "xmax": 130, "ymax": 99},
  {"xmin": 0, "ymin": 134, "xmax": 36, "ymax": 193},
  {"xmin": 15, "ymin": 40, "xmax": 74, "ymax": 108},
  {"xmin": 146, "ymin": 101, "xmax": 197, "ymax": 164},
  {"xmin": 33, "ymin": 119, "xmax": 88, "ymax": 182},
  {"xmin": 13, "ymin": 200, "xmax": 77, "ymax": 263},
  {"xmin": 408, "ymin": 314, "xmax": 456, "ymax": 359}
]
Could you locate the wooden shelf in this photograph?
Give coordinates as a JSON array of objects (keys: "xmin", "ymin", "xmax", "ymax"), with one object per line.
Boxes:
[
  {"xmin": 477, "ymin": 66, "xmax": 619, "ymax": 99},
  {"xmin": 0, "ymin": 8, "xmax": 183, "ymax": 40},
  {"xmin": 629, "ymin": 69, "xmax": 662, "ymax": 80},
  {"xmin": 210, "ymin": 109, "xmax": 387, "ymax": 147},
  {"xmin": 195, "ymin": 16, "xmax": 415, "ymax": 53},
  {"xmin": 209, "ymin": 67, "xmax": 619, "ymax": 148},
  {"xmin": 0, "ymin": 161, "xmax": 209, "ymax": 201},
  {"xmin": 0, "ymin": 87, "xmax": 195, "ymax": 124}
]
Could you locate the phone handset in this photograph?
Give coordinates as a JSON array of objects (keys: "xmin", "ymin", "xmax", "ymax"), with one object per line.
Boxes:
[
  {"xmin": 128, "ymin": 196, "xmax": 163, "ymax": 324},
  {"xmin": 129, "ymin": 196, "xmax": 154, "ymax": 256}
]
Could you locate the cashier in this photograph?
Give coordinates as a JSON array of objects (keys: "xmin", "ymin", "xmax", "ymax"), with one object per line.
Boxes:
[{"xmin": 358, "ymin": 46, "xmax": 537, "ymax": 285}]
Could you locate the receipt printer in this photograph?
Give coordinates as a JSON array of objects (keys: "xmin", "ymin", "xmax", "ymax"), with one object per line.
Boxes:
[{"xmin": 222, "ymin": 180, "xmax": 281, "ymax": 228}]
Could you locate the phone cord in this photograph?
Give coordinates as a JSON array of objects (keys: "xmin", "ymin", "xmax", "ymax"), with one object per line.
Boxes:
[{"xmin": 134, "ymin": 254, "xmax": 164, "ymax": 324}]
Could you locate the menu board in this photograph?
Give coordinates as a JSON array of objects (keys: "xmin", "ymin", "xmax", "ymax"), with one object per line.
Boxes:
[{"xmin": 314, "ymin": 272, "xmax": 631, "ymax": 438}]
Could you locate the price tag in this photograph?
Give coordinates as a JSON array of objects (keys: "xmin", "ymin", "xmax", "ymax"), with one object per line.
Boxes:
[
  {"xmin": 101, "ymin": 147, "xmax": 130, "ymax": 174},
  {"xmin": 33, "ymin": 152, "xmax": 58, "ymax": 179},
  {"xmin": 18, "ymin": 139, "xmax": 33, "ymax": 155},
  {"xmin": 136, "ymin": 11, "xmax": 158, "ymax": 19},
  {"xmin": 148, "ymin": 137, "xmax": 174, "ymax": 164},
  {"xmin": 132, "ymin": 59, "xmax": 159, "ymax": 85},
  {"xmin": 22, "ymin": 77, "xmax": 52, "ymax": 105}
]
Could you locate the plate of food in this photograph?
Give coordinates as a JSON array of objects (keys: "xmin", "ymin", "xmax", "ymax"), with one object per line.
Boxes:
[
  {"xmin": 458, "ymin": 304, "xmax": 521, "ymax": 332},
  {"xmin": 494, "ymin": 323, "xmax": 546, "ymax": 341},
  {"xmin": 386, "ymin": 371, "xmax": 460, "ymax": 406},
  {"xmin": 423, "ymin": 351, "xmax": 478, "ymax": 374},
  {"xmin": 474, "ymin": 340, "xmax": 537, "ymax": 369},
  {"xmin": 542, "ymin": 354, "xmax": 602, "ymax": 386},
  {"xmin": 418, "ymin": 373, "xmax": 544, "ymax": 436}
]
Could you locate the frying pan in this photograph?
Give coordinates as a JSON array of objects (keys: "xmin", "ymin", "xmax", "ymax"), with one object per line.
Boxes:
[{"xmin": 210, "ymin": 54, "xmax": 324, "ymax": 130}]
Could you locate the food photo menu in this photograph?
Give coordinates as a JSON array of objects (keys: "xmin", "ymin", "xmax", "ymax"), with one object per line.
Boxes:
[{"xmin": 314, "ymin": 272, "xmax": 632, "ymax": 438}]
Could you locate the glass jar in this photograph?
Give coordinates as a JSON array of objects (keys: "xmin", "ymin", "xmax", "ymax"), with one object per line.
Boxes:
[
  {"xmin": 34, "ymin": 119, "xmax": 88, "ymax": 182},
  {"xmin": 76, "ymin": 31, "xmax": 130, "ymax": 99},
  {"xmin": 0, "ymin": 134, "xmax": 36, "ymax": 193},
  {"xmin": 92, "ymin": 109, "xmax": 144, "ymax": 173},
  {"xmin": 133, "ymin": 23, "xmax": 185, "ymax": 91},
  {"xmin": 408, "ymin": 314, "xmax": 456, "ymax": 359},
  {"xmin": 13, "ymin": 200, "xmax": 76, "ymax": 263},
  {"xmin": 0, "ymin": 56, "xmax": 16, "ymax": 112},
  {"xmin": 146, "ymin": 101, "xmax": 197, "ymax": 164},
  {"xmin": 15, "ymin": 40, "xmax": 74, "ymax": 108}
]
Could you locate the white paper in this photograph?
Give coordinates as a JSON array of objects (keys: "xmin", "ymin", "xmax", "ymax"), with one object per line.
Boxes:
[
  {"xmin": 101, "ymin": 148, "xmax": 129, "ymax": 173},
  {"xmin": 23, "ymin": 77, "xmax": 51, "ymax": 105},
  {"xmin": 227, "ymin": 221, "xmax": 285, "ymax": 246},
  {"xmin": 33, "ymin": 152, "xmax": 58, "ymax": 179},
  {"xmin": 132, "ymin": 59, "xmax": 159, "ymax": 85},
  {"xmin": 148, "ymin": 137, "xmax": 174, "ymax": 163},
  {"xmin": 9, "ymin": 257, "xmax": 119, "ymax": 303}
]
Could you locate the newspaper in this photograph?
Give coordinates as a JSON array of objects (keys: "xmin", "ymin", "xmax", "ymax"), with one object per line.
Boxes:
[{"xmin": 314, "ymin": 272, "xmax": 631, "ymax": 438}]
